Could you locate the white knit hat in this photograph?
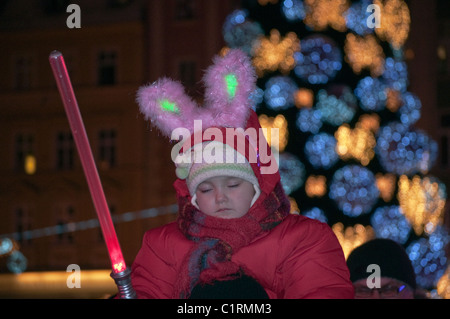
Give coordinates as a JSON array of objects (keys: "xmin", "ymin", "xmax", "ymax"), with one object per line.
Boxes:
[{"xmin": 174, "ymin": 141, "xmax": 260, "ymax": 208}]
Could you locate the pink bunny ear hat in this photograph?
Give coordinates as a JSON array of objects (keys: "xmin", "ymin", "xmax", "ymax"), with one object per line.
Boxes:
[
  {"xmin": 136, "ymin": 49, "xmax": 257, "ymax": 137},
  {"xmin": 136, "ymin": 49, "xmax": 263, "ymax": 205}
]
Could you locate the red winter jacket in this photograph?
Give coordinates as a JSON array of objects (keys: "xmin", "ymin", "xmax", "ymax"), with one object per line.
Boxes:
[{"xmin": 131, "ymin": 213, "xmax": 354, "ymax": 299}]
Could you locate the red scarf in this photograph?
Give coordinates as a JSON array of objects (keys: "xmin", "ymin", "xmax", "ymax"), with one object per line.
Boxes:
[{"xmin": 172, "ymin": 168, "xmax": 290, "ymax": 298}]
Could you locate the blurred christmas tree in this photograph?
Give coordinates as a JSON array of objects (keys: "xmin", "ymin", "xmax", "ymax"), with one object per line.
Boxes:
[{"xmin": 222, "ymin": 0, "xmax": 449, "ymax": 296}]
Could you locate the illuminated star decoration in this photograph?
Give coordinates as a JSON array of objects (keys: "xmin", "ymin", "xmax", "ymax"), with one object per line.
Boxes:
[
  {"xmin": 258, "ymin": 114, "xmax": 289, "ymax": 152},
  {"xmin": 335, "ymin": 124, "xmax": 376, "ymax": 166},
  {"xmin": 374, "ymin": 0, "xmax": 411, "ymax": 50},
  {"xmin": 303, "ymin": 0, "xmax": 350, "ymax": 32},
  {"xmin": 397, "ymin": 175, "xmax": 447, "ymax": 236},
  {"xmin": 252, "ymin": 29, "xmax": 300, "ymax": 76},
  {"xmin": 344, "ymin": 33, "xmax": 385, "ymax": 77},
  {"xmin": 332, "ymin": 222, "xmax": 375, "ymax": 259}
]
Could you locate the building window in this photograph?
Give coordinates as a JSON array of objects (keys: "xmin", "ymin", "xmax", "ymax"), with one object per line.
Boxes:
[
  {"xmin": 13, "ymin": 55, "xmax": 33, "ymax": 90},
  {"xmin": 175, "ymin": 0, "xmax": 196, "ymax": 20},
  {"xmin": 437, "ymin": 79, "xmax": 450, "ymax": 108},
  {"xmin": 55, "ymin": 204, "xmax": 75, "ymax": 244},
  {"xmin": 14, "ymin": 133, "xmax": 35, "ymax": 173},
  {"xmin": 14, "ymin": 206, "xmax": 32, "ymax": 245},
  {"xmin": 437, "ymin": 44, "xmax": 448, "ymax": 75},
  {"xmin": 56, "ymin": 131, "xmax": 74, "ymax": 170},
  {"xmin": 97, "ymin": 50, "xmax": 117, "ymax": 86},
  {"xmin": 179, "ymin": 60, "xmax": 197, "ymax": 90},
  {"xmin": 98, "ymin": 129, "xmax": 117, "ymax": 169},
  {"xmin": 43, "ymin": 0, "xmax": 70, "ymax": 14}
]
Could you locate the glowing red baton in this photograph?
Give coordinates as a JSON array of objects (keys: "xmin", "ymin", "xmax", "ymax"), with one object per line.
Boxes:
[{"xmin": 49, "ymin": 51, "xmax": 135, "ymax": 298}]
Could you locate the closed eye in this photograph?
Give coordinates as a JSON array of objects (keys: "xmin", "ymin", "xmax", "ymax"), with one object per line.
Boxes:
[{"xmin": 228, "ymin": 182, "xmax": 241, "ymax": 188}]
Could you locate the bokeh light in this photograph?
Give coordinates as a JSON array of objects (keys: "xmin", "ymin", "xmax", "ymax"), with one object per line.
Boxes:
[
  {"xmin": 344, "ymin": 0, "xmax": 375, "ymax": 36},
  {"xmin": 407, "ymin": 226, "xmax": 449, "ymax": 288},
  {"xmin": 356, "ymin": 113, "xmax": 380, "ymax": 133},
  {"xmin": 382, "ymin": 57, "xmax": 409, "ymax": 92},
  {"xmin": 303, "ymin": 0, "xmax": 349, "ymax": 32},
  {"xmin": 6, "ymin": 250, "xmax": 28, "ymax": 274},
  {"xmin": 259, "ymin": 114, "xmax": 289, "ymax": 152},
  {"xmin": 0, "ymin": 238, "xmax": 14, "ymax": 255},
  {"xmin": 304, "ymin": 132, "xmax": 339, "ymax": 169},
  {"xmin": 278, "ymin": 152, "xmax": 306, "ymax": 195},
  {"xmin": 294, "ymin": 88, "xmax": 314, "ymax": 108},
  {"xmin": 315, "ymin": 85, "xmax": 357, "ymax": 126},
  {"xmin": 335, "ymin": 124, "xmax": 376, "ymax": 166},
  {"xmin": 376, "ymin": 122, "xmax": 438, "ymax": 175},
  {"xmin": 281, "ymin": 0, "xmax": 306, "ymax": 22},
  {"xmin": 398, "ymin": 92, "xmax": 421, "ymax": 127},
  {"xmin": 375, "ymin": 173, "xmax": 396, "ymax": 202},
  {"xmin": 354, "ymin": 76, "xmax": 387, "ymax": 112},
  {"xmin": 332, "ymin": 222, "xmax": 375, "ymax": 259},
  {"xmin": 344, "ymin": 33, "xmax": 385, "ymax": 77},
  {"xmin": 386, "ymin": 88, "xmax": 403, "ymax": 112},
  {"xmin": 436, "ymin": 266, "xmax": 450, "ymax": 299},
  {"xmin": 374, "ymin": 0, "xmax": 410, "ymax": 49},
  {"xmin": 296, "ymin": 108, "xmax": 322, "ymax": 134},
  {"xmin": 371, "ymin": 205, "xmax": 411, "ymax": 244},
  {"xmin": 302, "ymin": 207, "xmax": 328, "ymax": 223},
  {"xmin": 305, "ymin": 175, "xmax": 327, "ymax": 197},
  {"xmin": 222, "ymin": 9, "xmax": 264, "ymax": 55},
  {"xmin": 253, "ymin": 29, "xmax": 300, "ymax": 76},
  {"xmin": 294, "ymin": 34, "xmax": 342, "ymax": 84},
  {"xmin": 329, "ymin": 165, "xmax": 379, "ymax": 217},
  {"xmin": 264, "ymin": 76, "xmax": 298, "ymax": 110},
  {"xmin": 397, "ymin": 175, "xmax": 447, "ymax": 236}
]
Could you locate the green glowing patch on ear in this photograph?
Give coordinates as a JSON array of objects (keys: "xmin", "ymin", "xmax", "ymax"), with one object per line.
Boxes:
[
  {"xmin": 225, "ymin": 73, "xmax": 238, "ymax": 99},
  {"xmin": 159, "ymin": 99, "xmax": 179, "ymax": 114}
]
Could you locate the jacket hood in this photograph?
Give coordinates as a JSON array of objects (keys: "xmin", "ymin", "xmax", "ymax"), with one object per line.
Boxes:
[{"xmin": 173, "ymin": 110, "xmax": 282, "ymax": 210}]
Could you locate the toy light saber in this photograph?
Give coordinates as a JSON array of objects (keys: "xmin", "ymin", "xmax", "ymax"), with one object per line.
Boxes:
[{"xmin": 49, "ymin": 51, "xmax": 136, "ymax": 299}]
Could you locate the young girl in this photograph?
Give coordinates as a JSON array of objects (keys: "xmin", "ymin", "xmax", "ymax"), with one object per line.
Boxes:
[{"xmin": 132, "ymin": 49, "xmax": 354, "ymax": 299}]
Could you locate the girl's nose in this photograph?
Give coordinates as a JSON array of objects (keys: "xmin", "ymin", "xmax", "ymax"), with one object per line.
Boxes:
[{"xmin": 215, "ymin": 188, "xmax": 228, "ymax": 203}]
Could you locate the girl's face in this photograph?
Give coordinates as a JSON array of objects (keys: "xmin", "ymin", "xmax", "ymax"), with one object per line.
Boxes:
[{"xmin": 195, "ymin": 176, "xmax": 256, "ymax": 219}]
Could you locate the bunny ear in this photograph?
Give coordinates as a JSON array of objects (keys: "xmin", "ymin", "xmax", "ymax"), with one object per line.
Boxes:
[
  {"xmin": 136, "ymin": 77, "xmax": 200, "ymax": 137},
  {"xmin": 203, "ymin": 49, "xmax": 257, "ymax": 128}
]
